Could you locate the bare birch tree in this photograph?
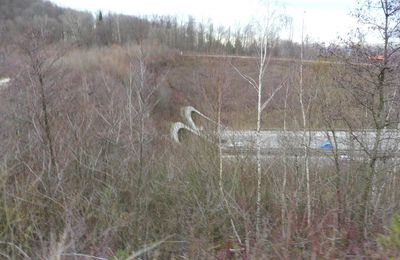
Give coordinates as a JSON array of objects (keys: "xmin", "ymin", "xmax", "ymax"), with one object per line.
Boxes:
[
  {"xmin": 298, "ymin": 13, "xmax": 314, "ymax": 227},
  {"xmin": 232, "ymin": 2, "xmax": 287, "ymax": 239}
]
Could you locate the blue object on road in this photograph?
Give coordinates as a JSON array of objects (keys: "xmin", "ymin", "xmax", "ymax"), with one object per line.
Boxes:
[{"xmin": 320, "ymin": 140, "xmax": 333, "ymax": 149}]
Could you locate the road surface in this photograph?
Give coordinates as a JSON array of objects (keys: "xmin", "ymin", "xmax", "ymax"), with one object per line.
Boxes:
[{"xmin": 220, "ymin": 129, "xmax": 400, "ymax": 156}]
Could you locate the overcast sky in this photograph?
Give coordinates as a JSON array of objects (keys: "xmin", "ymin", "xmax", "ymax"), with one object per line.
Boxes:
[{"xmin": 48, "ymin": 0, "xmax": 359, "ymax": 44}]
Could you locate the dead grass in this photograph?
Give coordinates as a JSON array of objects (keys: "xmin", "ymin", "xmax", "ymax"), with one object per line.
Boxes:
[{"xmin": 0, "ymin": 43, "xmax": 397, "ymax": 259}]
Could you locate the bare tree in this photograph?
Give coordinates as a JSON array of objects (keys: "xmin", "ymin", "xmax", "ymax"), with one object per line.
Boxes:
[
  {"xmin": 334, "ymin": 0, "xmax": 400, "ymax": 238},
  {"xmin": 298, "ymin": 13, "xmax": 319, "ymax": 227},
  {"xmin": 232, "ymin": 2, "xmax": 287, "ymax": 239},
  {"xmin": 125, "ymin": 44, "xmax": 162, "ymax": 188},
  {"xmin": 60, "ymin": 10, "xmax": 94, "ymax": 45}
]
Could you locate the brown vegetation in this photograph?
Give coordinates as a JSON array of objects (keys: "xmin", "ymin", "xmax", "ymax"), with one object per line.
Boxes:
[{"xmin": 0, "ymin": 0, "xmax": 399, "ymax": 259}]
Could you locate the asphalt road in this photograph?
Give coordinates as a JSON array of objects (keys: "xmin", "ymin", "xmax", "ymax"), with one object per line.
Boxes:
[{"xmin": 221, "ymin": 129, "xmax": 400, "ymax": 156}]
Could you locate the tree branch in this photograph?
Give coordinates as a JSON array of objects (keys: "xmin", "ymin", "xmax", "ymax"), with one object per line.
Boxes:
[
  {"xmin": 231, "ymin": 63, "xmax": 258, "ymax": 91},
  {"xmin": 260, "ymin": 78, "xmax": 287, "ymax": 112}
]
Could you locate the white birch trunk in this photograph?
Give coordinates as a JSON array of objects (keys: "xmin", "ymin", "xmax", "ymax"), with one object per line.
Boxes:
[
  {"xmin": 255, "ymin": 34, "xmax": 267, "ymax": 239},
  {"xmin": 281, "ymin": 84, "xmax": 289, "ymax": 240},
  {"xmin": 299, "ymin": 14, "xmax": 311, "ymax": 226}
]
